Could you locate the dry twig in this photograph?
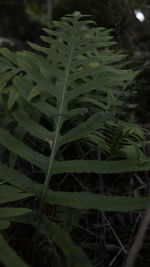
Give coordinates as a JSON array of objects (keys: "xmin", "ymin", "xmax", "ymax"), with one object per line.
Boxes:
[{"xmin": 123, "ymin": 203, "xmax": 150, "ymax": 267}]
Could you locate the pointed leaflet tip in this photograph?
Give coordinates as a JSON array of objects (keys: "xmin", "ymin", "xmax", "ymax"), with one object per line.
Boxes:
[
  {"xmin": 65, "ymin": 12, "xmax": 91, "ymax": 19},
  {"xmin": 72, "ymin": 11, "xmax": 91, "ymax": 18},
  {"xmin": 73, "ymin": 11, "xmax": 82, "ymax": 17}
]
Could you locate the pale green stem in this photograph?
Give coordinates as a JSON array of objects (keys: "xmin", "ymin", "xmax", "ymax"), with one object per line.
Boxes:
[{"xmin": 39, "ymin": 18, "xmax": 79, "ymax": 217}]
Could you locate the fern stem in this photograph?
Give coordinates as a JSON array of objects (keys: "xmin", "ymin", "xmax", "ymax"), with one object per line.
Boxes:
[{"xmin": 39, "ymin": 18, "xmax": 79, "ymax": 215}]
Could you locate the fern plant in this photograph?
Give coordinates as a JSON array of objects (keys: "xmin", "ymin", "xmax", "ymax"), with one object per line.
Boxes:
[{"xmin": 0, "ymin": 12, "xmax": 150, "ymax": 266}]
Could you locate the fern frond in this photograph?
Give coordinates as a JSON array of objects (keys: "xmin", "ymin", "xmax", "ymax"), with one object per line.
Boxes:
[
  {"xmin": 0, "ymin": 12, "xmax": 149, "ymax": 266},
  {"xmin": 0, "ymin": 11, "xmax": 147, "ymax": 204}
]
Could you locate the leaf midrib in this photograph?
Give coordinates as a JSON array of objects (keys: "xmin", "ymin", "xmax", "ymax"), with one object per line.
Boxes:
[{"xmin": 39, "ymin": 21, "xmax": 78, "ymax": 209}]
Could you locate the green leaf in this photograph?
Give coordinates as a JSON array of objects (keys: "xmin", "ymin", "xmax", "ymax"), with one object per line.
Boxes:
[
  {"xmin": 45, "ymin": 191, "xmax": 150, "ymax": 211},
  {"xmin": 7, "ymin": 87, "xmax": 19, "ymax": 110},
  {"xmin": 0, "ymin": 234, "xmax": 30, "ymax": 267},
  {"xmin": 59, "ymin": 112, "xmax": 109, "ymax": 146},
  {"xmin": 43, "ymin": 28, "xmax": 70, "ymax": 42},
  {"xmin": 52, "ymin": 159, "xmax": 150, "ymax": 174},
  {"xmin": 0, "ymin": 162, "xmax": 40, "ymax": 193},
  {"xmin": 0, "ymin": 220, "xmax": 10, "ymax": 230},
  {"xmin": 12, "ymin": 108, "xmax": 54, "ymax": 141},
  {"xmin": 28, "ymin": 42, "xmax": 51, "ymax": 57},
  {"xmin": 0, "ymin": 127, "xmax": 49, "ymax": 170},
  {"xmin": 0, "ymin": 69, "xmax": 19, "ymax": 90},
  {"xmin": 0, "ymin": 48, "xmax": 18, "ymax": 64},
  {"xmin": 78, "ymin": 96, "xmax": 107, "ymax": 111},
  {"xmin": 0, "ymin": 56, "xmax": 13, "ymax": 74},
  {"xmin": 0, "ymin": 208, "xmax": 31, "ymax": 219},
  {"xmin": 0, "ymin": 162, "xmax": 149, "ymax": 212},
  {"xmin": 41, "ymin": 215, "xmax": 92, "ymax": 267},
  {"xmin": 27, "ymin": 86, "xmax": 40, "ymax": 102},
  {"xmin": 0, "ymin": 185, "xmax": 33, "ymax": 204}
]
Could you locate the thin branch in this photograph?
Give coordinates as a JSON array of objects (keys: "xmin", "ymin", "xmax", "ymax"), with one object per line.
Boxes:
[
  {"xmin": 124, "ymin": 203, "xmax": 150, "ymax": 267},
  {"xmin": 103, "ymin": 214, "xmax": 127, "ymax": 254}
]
